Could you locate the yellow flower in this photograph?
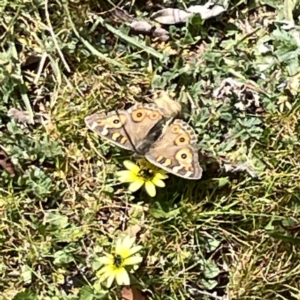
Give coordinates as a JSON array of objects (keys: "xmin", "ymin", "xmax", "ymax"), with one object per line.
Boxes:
[
  {"xmin": 116, "ymin": 159, "xmax": 168, "ymax": 197},
  {"xmin": 96, "ymin": 236, "xmax": 143, "ymax": 288}
]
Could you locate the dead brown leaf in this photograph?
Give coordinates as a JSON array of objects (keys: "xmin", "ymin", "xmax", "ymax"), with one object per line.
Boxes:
[
  {"xmin": 126, "ymin": 224, "xmax": 142, "ymax": 237},
  {"xmin": 0, "ymin": 148, "xmax": 15, "ymax": 177},
  {"xmin": 7, "ymin": 108, "xmax": 33, "ymax": 124},
  {"xmin": 121, "ymin": 286, "xmax": 146, "ymax": 300}
]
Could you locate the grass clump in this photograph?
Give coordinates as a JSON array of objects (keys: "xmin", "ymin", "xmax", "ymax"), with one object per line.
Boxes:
[{"xmin": 1, "ymin": 0, "xmax": 300, "ymax": 299}]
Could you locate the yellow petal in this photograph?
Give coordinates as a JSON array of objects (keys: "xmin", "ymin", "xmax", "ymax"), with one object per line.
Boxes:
[
  {"xmin": 155, "ymin": 172, "xmax": 168, "ymax": 180},
  {"xmin": 97, "ymin": 265, "xmax": 113, "ymax": 276},
  {"xmin": 97, "ymin": 265, "xmax": 115, "ymax": 284},
  {"xmin": 115, "ymin": 237, "xmax": 123, "ymax": 254},
  {"xmin": 145, "ymin": 181, "xmax": 156, "ymax": 197},
  {"xmin": 128, "ymin": 180, "xmax": 144, "ymax": 192},
  {"xmin": 115, "ymin": 267, "xmax": 130, "ymax": 285},
  {"xmin": 121, "ymin": 236, "xmax": 136, "ymax": 250},
  {"xmin": 152, "ymin": 177, "xmax": 166, "ymax": 187},
  {"xmin": 98, "ymin": 254, "xmax": 114, "ymax": 265},
  {"xmin": 123, "ymin": 255, "xmax": 143, "ymax": 266},
  {"xmin": 115, "ymin": 236, "xmax": 134, "ymax": 254},
  {"xmin": 115, "ymin": 236, "xmax": 141, "ymax": 258},
  {"xmin": 106, "ymin": 274, "xmax": 115, "ymax": 288},
  {"xmin": 116, "ymin": 170, "xmax": 136, "ymax": 182},
  {"xmin": 123, "ymin": 160, "xmax": 140, "ymax": 173},
  {"xmin": 128, "ymin": 245, "xmax": 142, "ymax": 256}
]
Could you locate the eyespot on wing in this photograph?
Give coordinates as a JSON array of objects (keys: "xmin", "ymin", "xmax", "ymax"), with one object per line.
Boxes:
[{"xmin": 131, "ymin": 108, "xmax": 147, "ymax": 122}]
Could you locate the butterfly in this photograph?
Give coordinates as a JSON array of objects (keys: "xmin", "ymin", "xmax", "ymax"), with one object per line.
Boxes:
[{"xmin": 85, "ymin": 103, "xmax": 202, "ymax": 179}]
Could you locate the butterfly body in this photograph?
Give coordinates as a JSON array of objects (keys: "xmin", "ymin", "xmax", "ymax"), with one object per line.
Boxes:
[{"xmin": 85, "ymin": 103, "xmax": 202, "ymax": 180}]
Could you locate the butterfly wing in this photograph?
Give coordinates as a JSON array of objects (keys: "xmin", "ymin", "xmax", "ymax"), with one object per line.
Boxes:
[
  {"xmin": 145, "ymin": 119, "xmax": 202, "ymax": 179},
  {"xmin": 85, "ymin": 103, "xmax": 165, "ymax": 153},
  {"xmin": 85, "ymin": 109, "xmax": 135, "ymax": 151}
]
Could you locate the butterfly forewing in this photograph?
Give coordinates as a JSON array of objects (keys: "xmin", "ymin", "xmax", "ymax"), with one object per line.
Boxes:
[
  {"xmin": 85, "ymin": 110, "xmax": 136, "ymax": 151},
  {"xmin": 85, "ymin": 103, "xmax": 166, "ymax": 154}
]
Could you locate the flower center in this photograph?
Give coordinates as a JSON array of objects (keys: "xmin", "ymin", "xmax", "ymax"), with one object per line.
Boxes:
[
  {"xmin": 138, "ymin": 168, "xmax": 154, "ymax": 180},
  {"xmin": 113, "ymin": 254, "xmax": 123, "ymax": 268}
]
